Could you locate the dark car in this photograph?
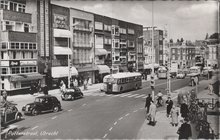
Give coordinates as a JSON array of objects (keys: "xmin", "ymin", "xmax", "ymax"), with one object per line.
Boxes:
[
  {"xmin": 61, "ymin": 87, "xmax": 83, "ymax": 101},
  {"xmin": 1, "ymin": 103, "xmax": 22, "ymax": 126},
  {"xmin": 22, "ymin": 95, "xmax": 61, "ymax": 116}
]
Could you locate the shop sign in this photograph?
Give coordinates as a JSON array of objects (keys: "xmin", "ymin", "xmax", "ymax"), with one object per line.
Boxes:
[
  {"xmin": 9, "ymin": 60, "xmax": 20, "ymax": 67},
  {"xmin": 20, "ymin": 61, "xmax": 37, "ymax": 66},
  {"xmin": 0, "ymin": 61, "xmax": 9, "ymax": 66},
  {"xmin": 53, "ymin": 14, "xmax": 68, "ymax": 29}
]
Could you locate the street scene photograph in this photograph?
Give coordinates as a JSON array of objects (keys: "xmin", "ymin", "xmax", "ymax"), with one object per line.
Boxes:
[{"xmin": 0, "ymin": 0, "xmax": 220, "ymax": 139}]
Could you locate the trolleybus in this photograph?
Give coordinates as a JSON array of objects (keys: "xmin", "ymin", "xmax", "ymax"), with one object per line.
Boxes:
[{"xmin": 102, "ymin": 72, "xmax": 142, "ymax": 93}]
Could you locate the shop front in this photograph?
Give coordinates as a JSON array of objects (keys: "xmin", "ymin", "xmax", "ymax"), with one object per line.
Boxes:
[{"xmin": 95, "ymin": 65, "xmax": 110, "ymax": 83}]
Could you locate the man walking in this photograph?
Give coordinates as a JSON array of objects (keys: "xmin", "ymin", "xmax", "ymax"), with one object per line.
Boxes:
[
  {"xmin": 145, "ymin": 94, "xmax": 152, "ymax": 113},
  {"xmin": 177, "ymin": 118, "xmax": 192, "ymax": 139},
  {"xmin": 166, "ymin": 97, "xmax": 173, "ymax": 117}
]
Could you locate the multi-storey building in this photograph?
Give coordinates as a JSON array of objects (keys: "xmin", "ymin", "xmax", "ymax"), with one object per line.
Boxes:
[
  {"xmin": 70, "ymin": 8, "xmax": 95, "ymax": 84},
  {"xmin": 94, "ymin": 14, "xmax": 143, "ymax": 74},
  {"xmin": 170, "ymin": 42, "xmax": 196, "ymax": 68},
  {"xmin": 0, "ymin": 0, "xmax": 43, "ymax": 93},
  {"xmin": 143, "ymin": 29, "xmax": 164, "ymax": 66}
]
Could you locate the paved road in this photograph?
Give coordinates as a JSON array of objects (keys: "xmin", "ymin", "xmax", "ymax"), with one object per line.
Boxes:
[{"xmin": 11, "ymin": 77, "xmax": 191, "ymax": 139}]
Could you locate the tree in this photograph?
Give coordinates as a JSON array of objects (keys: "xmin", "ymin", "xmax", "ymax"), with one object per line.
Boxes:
[
  {"xmin": 205, "ymin": 33, "xmax": 209, "ymax": 40},
  {"xmin": 180, "ymin": 38, "xmax": 184, "ymax": 43},
  {"xmin": 209, "ymin": 33, "xmax": 219, "ymax": 39}
]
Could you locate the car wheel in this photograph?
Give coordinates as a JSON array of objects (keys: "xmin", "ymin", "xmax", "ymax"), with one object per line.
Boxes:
[
  {"xmin": 32, "ymin": 109, "xmax": 39, "ymax": 116},
  {"xmin": 16, "ymin": 114, "xmax": 22, "ymax": 121},
  {"xmin": 53, "ymin": 106, "xmax": 59, "ymax": 112}
]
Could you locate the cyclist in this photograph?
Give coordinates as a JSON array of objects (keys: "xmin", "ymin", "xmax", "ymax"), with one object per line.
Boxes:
[{"xmin": 156, "ymin": 91, "xmax": 163, "ymax": 107}]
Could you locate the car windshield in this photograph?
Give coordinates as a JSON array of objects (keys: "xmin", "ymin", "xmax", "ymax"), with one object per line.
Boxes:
[{"xmin": 35, "ymin": 98, "xmax": 44, "ymax": 103}]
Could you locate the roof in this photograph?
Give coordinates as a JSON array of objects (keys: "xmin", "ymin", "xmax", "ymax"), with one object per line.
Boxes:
[
  {"xmin": 104, "ymin": 72, "xmax": 141, "ymax": 79},
  {"xmin": 36, "ymin": 95, "xmax": 55, "ymax": 99}
]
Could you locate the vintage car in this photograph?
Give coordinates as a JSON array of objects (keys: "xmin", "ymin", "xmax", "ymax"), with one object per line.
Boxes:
[
  {"xmin": 61, "ymin": 87, "xmax": 84, "ymax": 101},
  {"xmin": 1, "ymin": 124, "xmax": 18, "ymax": 139},
  {"xmin": 1, "ymin": 103, "xmax": 22, "ymax": 126},
  {"xmin": 22, "ymin": 95, "xmax": 61, "ymax": 116},
  {"xmin": 176, "ymin": 72, "xmax": 186, "ymax": 79}
]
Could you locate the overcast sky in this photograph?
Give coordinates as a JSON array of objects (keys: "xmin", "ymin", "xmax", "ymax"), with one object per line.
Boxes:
[{"xmin": 52, "ymin": 0, "xmax": 219, "ymax": 42}]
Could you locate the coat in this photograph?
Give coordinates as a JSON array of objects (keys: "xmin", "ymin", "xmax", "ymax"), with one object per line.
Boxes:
[
  {"xmin": 171, "ymin": 107, "xmax": 179, "ymax": 124},
  {"xmin": 149, "ymin": 103, "xmax": 156, "ymax": 122},
  {"xmin": 178, "ymin": 123, "xmax": 192, "ymax": 139}
]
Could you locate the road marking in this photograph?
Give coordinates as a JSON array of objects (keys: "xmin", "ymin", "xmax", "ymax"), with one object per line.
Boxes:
[
  {"xmin": 82, "ymin": 104, "xmax": 87, "ymax": 106},
  {"xmin": 113, "ymin": 94, "xmax": 121, "ymax": 97},
  {"xmin": 106, "ymin": 94, "xmax": 112, "ymax": 96},
  {"xmin": 68, "ymin": 109, "xmax": 72, "ymax": 112},
  {"xmin": 142, "ymin": 95, "xmax": 147, "ymax": 98},
  {"xmin": 109, "ymin": 127, "xmax": 113, "ymax": 131},
  {"xmin": 103, "ymin": 133, "xmax": 108, "ymax": 138},
  {"xmin": 127, "ymin": 94, "xmax": 139, "ymax": 98},
  {"xmin": 135, "ymin": 94, "xmax": 145, "ymax": 98},
  {"xmin": 140, "ymin": 107, "xmax": 144, "ymax": 110},
  {"xmin": 52, "ymin": 116, "xmax": 57, "ymax": 120},
  {"xmin": 125, "ymin": 113, "xmax": 130, "ymax": 116},
  {"xmin": 119, "ymin": 117, "xmax": 123, "ymax": 120},
  {"xmin": 114, "ymin": 122, "xmax": 117, "ymax": 125},
  {"xmin": 31, "ymin": 126, "xmax": 38, "ymax": 130},
  {"xmin": 133, "ymin": 110, "xmax": 138, "ymax": 112},
  {"xmin": 119, "ymin": 93, "xmax": 131, "ymax": 97}
]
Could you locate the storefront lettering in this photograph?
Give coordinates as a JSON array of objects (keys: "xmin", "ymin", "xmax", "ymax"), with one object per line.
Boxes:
[
  {"xmin": 9, "ymin": 60, "xmax": 20, "ymax": 66},
  {"xmin": 20, "ymin": 61, "xmax": 37, "ymax": 66}
]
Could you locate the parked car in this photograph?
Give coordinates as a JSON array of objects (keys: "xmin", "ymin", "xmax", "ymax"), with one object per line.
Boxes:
[
  {"xmin": 176, "ymin": 73, "xmax": 185, "ymax": 79},
  {"xmin": 1, "ymin": 103, "xmax": 22, "ymax": 126},
  {"xmin": 170, "ymin": 72, "xmax": 177, "ymax": 78},
  {"xmin": 22, "ymin": 95, "xmax": 61, "ymax": 116},
  {"xmin": 61, "ymin": 87, "xmax": 83, "ymax": 101},
  {"xmin": 202, "ymin": 67, "xmax": 214, "ymax": 77},
  {"xmin": 1, "ymin": 124, "xmax": 18, "ymax": 139}
]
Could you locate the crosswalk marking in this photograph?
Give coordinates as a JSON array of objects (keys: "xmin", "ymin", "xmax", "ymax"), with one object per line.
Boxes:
[
  {"xmin": 135, "ymin": 94, "xmax": 145, "ymax": 98},
  {"xmin": 127, "ymin": 94, "xmax": 139, "ymax": 98},
  {"xmin": 119, "ymin": 93, "xmax": 131, "ymax": 97},
  {"xmin": 142, "ymin": 95, "xmax": 147, "ymax": 98}
]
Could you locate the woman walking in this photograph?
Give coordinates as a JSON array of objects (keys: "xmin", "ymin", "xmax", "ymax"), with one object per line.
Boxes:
[
  {"xmin": 170, "ymin": 105, "xmax": 179, "ymax": 126},
  {"xmin": 147, "ymin": 101, "xmax": 157, "ymax": 126}
]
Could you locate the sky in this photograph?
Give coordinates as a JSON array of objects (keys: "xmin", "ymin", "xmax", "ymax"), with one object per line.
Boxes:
[{"xmin": 52, "ymin": 0, "xmax": 219, "ymax": 42}]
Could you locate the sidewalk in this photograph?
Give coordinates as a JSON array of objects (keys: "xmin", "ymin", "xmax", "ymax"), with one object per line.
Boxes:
[{"xmin": 137, "ymin": 79, "xmax": 218, "ymax": 139}]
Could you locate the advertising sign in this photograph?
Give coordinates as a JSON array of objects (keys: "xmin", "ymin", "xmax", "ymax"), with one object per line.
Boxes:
[
  {"xmin": 53, "ymin": 14, "xmax": 68, "ymax": 29},
  {"xmin": 9, "ymin": 60, "xmax": 20, "ymax": 67},
  {"xmin": 20, "ymin": 61, "xmax": 37, "ymax": 66}
]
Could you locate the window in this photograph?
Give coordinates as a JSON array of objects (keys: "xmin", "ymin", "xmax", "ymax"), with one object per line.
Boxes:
[
  {"xmin": 95, "ymin": 22, "xmax": 103, "ymax": 30},
  {"xmin": 172, "ymin": 49, "xmax": 175, "ymax": 53},
  {"xmin": 33, "ymin": 67, "xmax": 37, "ymax": 72},
  {"xmin": 31, "ymin": 52, "xmax": 33, "ymax": 58},
  {"xmin": 18, "ymin": 4, "xmax": 25, "ymax": 12},
  {"xmin": 2, "ymin": 83, "xmax": 4, "ymax": 90},
  {"xmin": 1, "ymin": 42, "xmax": 8, "ymax": 49},
  {"xmin": 21, "ymin": 67, "xmax": 25, "ymax": 73},
  {"xmin": 1, "ymin": 68, "xmax": 7, "ymax": 74},
  {"xmin": 25, "ymin": 67, "xmax": 29, "ymax": 73},
  {"xmin": 21, "ymin": 43, "xmax": 25, "ymax": 49},
  {"xmin": 1, "ymin": 51, "xmax": 4, "ymax": 59},
  {"xmin": 22, "ymin": 52, "xmax": 25, "ymax": 59},
  {"xmin": 12, "ymin": 51, "xmax": 16, "ymax": 59},
  {"xmin": 10, "ymin": 43, "xmax": 15, "ymax": 49},
  {"xmin": 24, "ymin": 24, "xmax": 29, "ymax": 32},
  {"xmin": 25, "ymin": 43, "xmax": 28, "ymax": 49},
  {"xmin": 30, "ymin": 67, "xmax": 33, "ymax": 72},
  {"xmin": 29, "ymin": 43, "xmax": 33, "ymax": 49},
  {"xmin": 16, "ymin": 43, "xmax": 19, "ymax": 49},
  {"xmin": 0, "ymin": 0, "xmax": 9, "ymax": 10},
  {"xmin": 128, "ymin": 29, "xmax": 134, "ymax": 34},
  {"xmin": 10, "ymin": 1, "xmax": 17, "ymax": 11},
  {"xmin": 33, "ymin": 43, "xmax": 37, "ymax": 49}
]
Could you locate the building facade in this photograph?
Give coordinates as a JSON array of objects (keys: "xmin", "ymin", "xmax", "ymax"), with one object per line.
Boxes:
[
  {"xmin": 0, "ymin": 0, "xmax": 43, "ymax": 93},
  {"xmin": 70, "ymin": 8, "xmax": 95, "ymax": 84},
  {"xmin": 143, "ymin": 29, "xmax": 164, "ymax": 66},
  {"xmin": 170, "ymin": 42, "xmax": 196, "ymax": 69}
]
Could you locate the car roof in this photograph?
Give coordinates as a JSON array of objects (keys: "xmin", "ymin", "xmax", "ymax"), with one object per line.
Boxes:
[{"xmin": 36, "ymin": 95, "xmax": 56, "ymax": 99}]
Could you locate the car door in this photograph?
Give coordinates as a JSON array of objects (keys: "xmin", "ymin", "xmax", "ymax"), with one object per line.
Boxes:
[
  {"xmin": 6, "ymin": 106, "xmax": 16, "ymax": 122},
  {"xmin": 46, "ymin": 98, "xmax": 54, "ymax": 110}
]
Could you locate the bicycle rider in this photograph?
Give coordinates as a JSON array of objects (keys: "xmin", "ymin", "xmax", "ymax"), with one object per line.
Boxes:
[{"xmin": 156, "ymin": 91, "xmax": 163, "ymax": 106}]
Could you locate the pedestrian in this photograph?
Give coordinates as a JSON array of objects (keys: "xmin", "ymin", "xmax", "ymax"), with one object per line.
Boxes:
[
  {"xmin": 208, "ymin": 82, "xmax": 213, "ymax": 95},
  {"xmin": 43, "ymin": 85, "xmax": 48, "ymax": 95},
  {"xmin": 171, "ymin": 105, "xmax": 179, "ymax": 127},
  {"xmin": 177, "ymin": 118, "xmax": 192, "ymax": 139},
  {"xmin": 2, "ymin": 90, "xmax": 7, "ymax": 102},
  {"xmin": 180, "ymin": 102, "xmax": 189, "ymax": 119},
  {"xmin": 84, "ymin": 79, "xmax": 88, "ymax": 90},
  {"xmin": 74, "ymin": 79, "xmax": 78, "ymax": 87},
  {"xmin": 145, "ymin": 94, "xmax": 152, "ymax": 114},
  {"xmin": 60, "ymin": 80, "xmax": 66, "ymax": 93},
  {"xmin": 156, "ymin": 91, "xmax": 163, "ymax": 107},
  {"xmin": 30, "ymin": 83, "xmax": 36, "ymax": 95},
  {"xmin": 147, "ymin": 101, "xmax": 157, "ymax": 126},
  {"xmin": 166, "ymin": 96, "xmax": 173, "ymax": 117}
]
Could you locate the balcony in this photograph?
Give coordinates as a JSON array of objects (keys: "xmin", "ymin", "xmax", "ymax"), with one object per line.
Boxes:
[
  {"xmin": 2, "ymin": 10, "xmax": 32, "ymax": 23},
  {"xmin": 1, "ymin": 31, "xmax": 37, "ymax": 42}
]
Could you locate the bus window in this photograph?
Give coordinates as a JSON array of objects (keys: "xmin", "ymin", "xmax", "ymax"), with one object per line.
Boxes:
[
  {"xmin": 121, "ymin": 78, "xmax": 125, "ymax": 84},
  {"xmin": 126, "ymin": 78, "xmax": 129, "ymax": 83},
  {"xmin": 117, "ymin": 79, "xmax": 121, "ymax": 84}
]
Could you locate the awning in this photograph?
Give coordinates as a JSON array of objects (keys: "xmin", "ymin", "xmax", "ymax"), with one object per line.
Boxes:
[
  {"xmin": 144, "ymin": 64, "xmax": 160, "ymax": 69},
  {"xmin": 54, "ymin": 47, "xmax": 72, "ymax": 55},
  {"xmin": 51, "ymin": 66, "xmax": 78, "ymax": 78},
  {"xmin": 54, "ymin": 29, "xmax": 72, "ymax": 38},
  {"xmin": 10, "ymin": 73, "xmax": 44, "ymax": 82},
  {"xmin": 95, "ymin": 48, "xmax": 108, "ymax": 56},
  {"xmin": 96, "ymin": 65, "xmax": 110, "ymax": 74}
]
